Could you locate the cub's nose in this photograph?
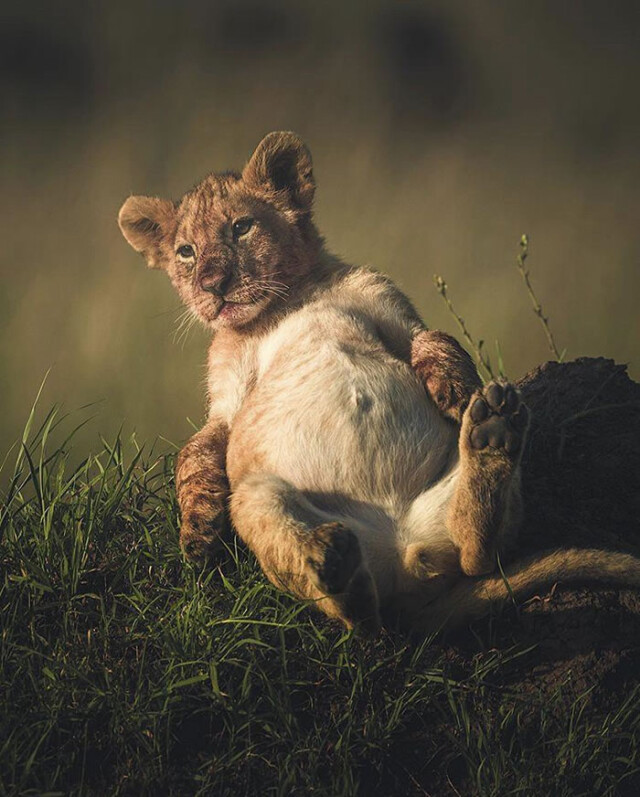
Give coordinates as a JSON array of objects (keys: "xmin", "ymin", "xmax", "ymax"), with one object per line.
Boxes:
[{"xmin": 199, "ymin": 271, "xmax": 231, "ymax": 296}]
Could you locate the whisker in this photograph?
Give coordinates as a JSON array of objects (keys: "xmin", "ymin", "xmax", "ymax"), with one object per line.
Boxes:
[
  {"xmin": 173, "ymin": 306, "xmax": 199, "ymax": 346},
  {"xmin": 173, "ymin": 308, "xmax": 192, "ymax": 340},
  {"xmin": 251, "ymin": 286, "xmax": 289, "ymax": 301},
  {"xmin": 176, "ymin": 313, "xmax": 199, "ymax": 349},
  {"xmin": 250, "ymin": 280, "xmax": 290, "ymax": 299}
]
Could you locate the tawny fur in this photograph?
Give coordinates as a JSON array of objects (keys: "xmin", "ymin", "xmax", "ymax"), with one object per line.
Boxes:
[{"xmin": 118, "ymin": 131, "xmax": 640, "ymax": 633}]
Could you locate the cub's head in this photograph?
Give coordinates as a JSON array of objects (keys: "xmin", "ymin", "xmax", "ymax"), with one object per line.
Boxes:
[{"xmin": 118, "ymin": 131, "xmax": 320, "ymax": 331}]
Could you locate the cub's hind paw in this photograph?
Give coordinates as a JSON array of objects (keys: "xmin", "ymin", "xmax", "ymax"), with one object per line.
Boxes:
[
  {"xmin": 465, "ymin": 381, "xmax": 530, "ymax": 457},
  {"xmin": 305, "ymin": 522, "xmax": 361, "ymax": 595},
  {"xmin": 305, "ymin": 522, "xmax": 380, "ymax": 634}
]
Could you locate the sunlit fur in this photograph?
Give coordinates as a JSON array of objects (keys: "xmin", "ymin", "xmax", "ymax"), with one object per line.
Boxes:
[{"xmin": 119, "ymin": 131, "xmax": 640, "ymax": 633}]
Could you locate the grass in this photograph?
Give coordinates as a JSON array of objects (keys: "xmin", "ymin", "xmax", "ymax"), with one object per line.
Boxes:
[{"xmin": 2, "ymin": 394, "xmax": 640, "ymax": 795}]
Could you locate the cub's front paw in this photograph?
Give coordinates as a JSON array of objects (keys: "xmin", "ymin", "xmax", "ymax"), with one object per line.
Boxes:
[
  {"xmin": 412, "ymin": 330, "xmax": 482, "ymax": 424},
  {"xmin": 465, "ymin": 381, "xmax": 530, "ymax": 458},
  {"xmin": 425, "ymin": 368, "xmax": 477, "ymax": 424},
  {"xmin": 179, "ymin": 505, "xmax": 228, "ymax": 563}
]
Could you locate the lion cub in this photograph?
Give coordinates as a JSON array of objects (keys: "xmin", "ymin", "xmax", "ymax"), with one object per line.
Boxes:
[{"xmin": 118, "ymin": 132, "xmax": 640, "ymax": 633}]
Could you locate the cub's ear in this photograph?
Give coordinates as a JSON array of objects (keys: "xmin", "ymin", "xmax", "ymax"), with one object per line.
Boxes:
[
  {"xmin": 242, "ymin": 131, "xmax": 315, "ymax": 211},
  {"xmin": 118, "ymin": 195, "xmax": 176, "ymax": 269}
]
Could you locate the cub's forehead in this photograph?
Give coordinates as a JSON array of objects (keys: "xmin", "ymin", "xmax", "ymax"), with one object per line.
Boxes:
[{"xmin": 176, "ymin": 171, "xmax": 250, "ymax": 227}]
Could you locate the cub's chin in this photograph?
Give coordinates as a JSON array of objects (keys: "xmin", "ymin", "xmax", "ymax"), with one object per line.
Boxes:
[
  {"xmin": 215, "ymin": 300, "xmax": 262, "ymax": 326},
  {"xmin": 197, "ymin": 294, "xmax": 273, "ymax": 331}
]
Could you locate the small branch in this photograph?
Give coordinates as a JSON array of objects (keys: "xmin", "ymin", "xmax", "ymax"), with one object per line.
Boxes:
[
  {"xmin": 433, "ymin": 275, "xmax": 495, "ymax": 381},
  {"xmin": 515, "ymin": 235, "xmax": 562, "ymax": 361}
]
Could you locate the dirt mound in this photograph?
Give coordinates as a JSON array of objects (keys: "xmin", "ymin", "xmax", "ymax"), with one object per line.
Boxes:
[
  {"xmin": 437, "ymin": 358, "xmax": 640, "ymax": 792},
  {"xmin": 517, "ymin": 356, "xmax": 640, "ymax": 555}
]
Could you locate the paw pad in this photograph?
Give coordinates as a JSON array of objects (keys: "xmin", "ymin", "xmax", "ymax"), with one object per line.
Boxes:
[{"xmin": 467, "ymin": 382, "xmax": 529, "ymax": 455}]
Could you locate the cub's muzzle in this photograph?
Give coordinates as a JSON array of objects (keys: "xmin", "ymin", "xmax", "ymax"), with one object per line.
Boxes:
[{"xmin": 199, "ymin": 271, "xmax": 231, "ymax": 296}]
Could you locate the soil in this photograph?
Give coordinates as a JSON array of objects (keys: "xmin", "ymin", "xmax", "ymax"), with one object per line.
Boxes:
[
  {"xmin": 433, "ymin": 358, "xmax": 640, "ymax": 793},
  {"xmin": 518, "ymin": 357, "xmax": 640, "ymax": 557},
  {"xmin": 499, "ymin": 358, "xmax": 640, "ymax": 712}
]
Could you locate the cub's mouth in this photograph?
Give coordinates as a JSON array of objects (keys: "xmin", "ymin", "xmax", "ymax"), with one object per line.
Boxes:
[
  {"xmin": 209, "ymin": 296, "xmax": 269, "ymax": 326},
  {"xmin": 201, "ymin": 280, "xmax": 279, "ymax": 326},
  {"xmin": 216, "ymin": 300, "xmax": 252, "ymax": 320}
]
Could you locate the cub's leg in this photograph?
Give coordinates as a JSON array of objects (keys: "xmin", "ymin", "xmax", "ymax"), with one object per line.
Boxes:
[
  {"xmin": 176, "ymin": 424, "xmax": 230, "ymax": 562},
  {"xmin": 411, "ymin": 329, "xmax": 483, "ymax": 423},
  {"xmin": 230, "ymin": 474, "xmax": 380, "ymax": 633},
  {"xmin": 447, "ymin": 382, "xmax": 530, "ymax": 576}
]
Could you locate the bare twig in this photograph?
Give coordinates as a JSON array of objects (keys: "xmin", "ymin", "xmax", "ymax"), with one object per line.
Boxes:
[
  {"xmin": 433, "ymin": 275, "xmax": 495, "ymax": 381},
  {"xmin": 515, "ymin": 234, "xmax": 562, "ymax": 360}
]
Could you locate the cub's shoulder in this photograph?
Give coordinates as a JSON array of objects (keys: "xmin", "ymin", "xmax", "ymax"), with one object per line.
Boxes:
[
  {"xmin": 327, "ymin": 264, "xmax": 398, "ymax": 296},
  {"xmin": 322, "ymin": 265, "xmax": 423, "ymax": 335}
]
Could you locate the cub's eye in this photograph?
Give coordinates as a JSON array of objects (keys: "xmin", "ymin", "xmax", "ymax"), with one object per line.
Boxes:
[
  {"xmin": 176, "ymin": 244, "xmax": 195, "ymax": 259},
  {"xmin": 232, "ymin": 218, "xmax": 254, "ymax": 238}
]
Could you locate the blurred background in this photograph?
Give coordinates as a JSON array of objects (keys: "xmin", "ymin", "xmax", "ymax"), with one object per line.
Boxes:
[{"xmin": 1, "ymin": 0, "xmax": 639, "ymax": 458}]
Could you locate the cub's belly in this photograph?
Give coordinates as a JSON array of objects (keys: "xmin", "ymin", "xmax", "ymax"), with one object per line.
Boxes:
[{"xmin": 227, "ymin": 334, "xmax": 457, "ymax": 509}]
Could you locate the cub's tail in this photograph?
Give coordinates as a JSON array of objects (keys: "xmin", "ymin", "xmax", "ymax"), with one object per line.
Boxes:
[{"xmin": 414, "ymin": 548, "xmax": 640, "ymax": 633}]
